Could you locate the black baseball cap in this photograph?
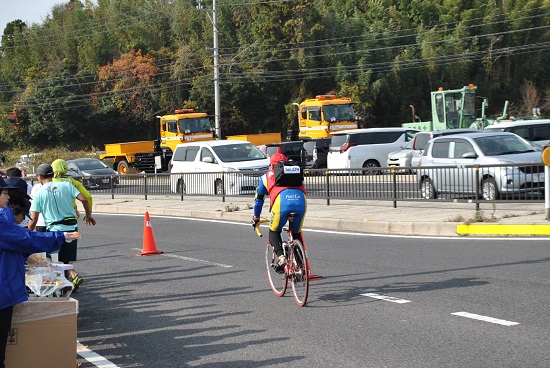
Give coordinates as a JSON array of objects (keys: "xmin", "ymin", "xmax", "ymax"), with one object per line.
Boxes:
[
  {"xmin": 0, "ymin": 177, "xmax": 17, "ymax": 190},
  {"xmin": 36, "ymin": 164, "xmax": 54, "ymax": 177},
  {"xmin": 5, "ymin": 177, "xmax": 31, "ymax": 199}
]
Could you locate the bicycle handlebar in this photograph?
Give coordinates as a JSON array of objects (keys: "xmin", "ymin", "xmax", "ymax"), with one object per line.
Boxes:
[{"xmin": 254, "ymin": 219, "xmax": 270, "ymax": 237}]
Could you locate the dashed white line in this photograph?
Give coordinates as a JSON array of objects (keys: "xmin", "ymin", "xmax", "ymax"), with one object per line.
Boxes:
[
  {"xmin": 131, "ymin": 248, "xmax": 233, "ymax": 268},
  {"xmin": 77, "ymin": 341, "xmax": 120, "ymax": 367},
  {"xmin": 360, "ymin": 293, "xmax": 411, "ymax": 304},
  {"xmin": 451, "ymin": 312, "xmax": 519, "ymax": 326}
]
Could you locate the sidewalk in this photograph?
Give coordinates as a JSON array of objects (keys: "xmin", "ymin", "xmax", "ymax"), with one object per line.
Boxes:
[{"xmin": 90, "ymin": 194, "xmax": 550, "ymax": 237}]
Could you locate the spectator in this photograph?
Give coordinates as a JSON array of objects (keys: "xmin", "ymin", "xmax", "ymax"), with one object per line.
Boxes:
[
  {"xmin": 4, "ymin": 177, "xmax": 32, "ymax": 226},
  {"xmin": 5, "ymin": 167, "xmax": 32, "ymax": 197},
  {"xmin": 28, "ymin": 164, "xmax": 96, "ymax": 292},
  {"xmin": 0, "ymin": 176, "xmax": 67, "ymax": 368}
]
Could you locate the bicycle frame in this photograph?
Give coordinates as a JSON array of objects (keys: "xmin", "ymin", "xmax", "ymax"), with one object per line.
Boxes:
[{"xmin": 255, "ymin": 214, "xmax": 309, "ymax": 307}]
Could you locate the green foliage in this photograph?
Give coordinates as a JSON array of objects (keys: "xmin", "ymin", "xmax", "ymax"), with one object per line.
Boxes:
[{"xmin": 0, "ymin": 0, "xmax": 548, "ymax": 151}]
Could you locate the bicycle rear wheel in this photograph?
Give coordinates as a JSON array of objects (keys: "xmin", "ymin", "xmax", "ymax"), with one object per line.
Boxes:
[
  {"xmin": 290, "ymin": 240, "xmax": 309, "ymax": 307},
  {"xmin": 265, "ymin": 241, "xmax": 287, "ymax": 297}
]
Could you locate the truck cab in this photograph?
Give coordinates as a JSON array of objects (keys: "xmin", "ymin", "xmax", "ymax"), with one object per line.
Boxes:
[
  {"xmin": 403, "ymin": 84, "xmax": 486, "ymax": 132},
  {"xmin": 298, "ymin": 95, "xmax": 358, "ymax": 139},
  {"xmin": 159, "ymin": 109, "xmax": 214, "ymax": 153}
]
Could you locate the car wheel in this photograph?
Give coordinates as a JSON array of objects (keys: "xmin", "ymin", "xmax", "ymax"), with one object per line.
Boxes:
[
  {"xmin": 481, "ymin": 177, "xmax": 500, "ymax": 200},
  {"xmin": 362, "ymin": 160, "xmax": 380, "ymax": 175},
  {"xmin": 176, "ymin": 178, "xmax": 186, "ymax": 194},
  {"xmin": 420, "ymin": 178, "xmax": 437, "ymax": 199},
  {"xmin": 215, "ymin": 179, "xmax": 224, "ymax": 195}
]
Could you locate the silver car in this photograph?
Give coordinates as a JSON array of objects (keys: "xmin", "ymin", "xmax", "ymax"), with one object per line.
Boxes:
[{"xmin": 418, "ymin": 132, "xmax": 545, "ymax": 200}]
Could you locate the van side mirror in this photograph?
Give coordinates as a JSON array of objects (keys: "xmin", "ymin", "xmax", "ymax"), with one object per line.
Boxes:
[{"xmin": 202, "ymin": 157, "xmax": 214, "ymax": 163}]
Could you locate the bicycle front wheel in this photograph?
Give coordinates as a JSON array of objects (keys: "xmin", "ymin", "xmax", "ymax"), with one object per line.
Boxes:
[
  {"xmin": 290, "ymin": 240, "xmax": 309, "ymax": 307},
  {"xmin": 265, "ymin": 241, "xmax": 287, "ymax": 297}
]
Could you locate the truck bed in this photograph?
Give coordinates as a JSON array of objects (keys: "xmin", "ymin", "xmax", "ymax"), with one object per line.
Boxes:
[{"xmin": 100, "ymin": 141, "xmax": 155, "ymax": 158}]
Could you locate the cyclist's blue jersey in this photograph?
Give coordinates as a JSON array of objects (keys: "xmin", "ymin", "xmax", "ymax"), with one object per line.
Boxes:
[{"xmin": 253, "ymin": 172, "xmax": 307, "ymax": 233}]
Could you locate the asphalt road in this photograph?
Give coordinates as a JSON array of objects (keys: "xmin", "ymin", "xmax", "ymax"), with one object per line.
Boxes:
[{"xmin": 73, "ymin": 213, "xmax": 550, "ymax": 367}]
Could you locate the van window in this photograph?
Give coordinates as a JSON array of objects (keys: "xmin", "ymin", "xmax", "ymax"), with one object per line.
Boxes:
[
  {"xmin": 532, "ymin": 125, "xmax": 550, "ymax": 141},
  {"xmin": 200, "ymin": 147, "xmax": 215, "ymax": 163},
  {"xmin": 432, "ymin": 141, "xmax": 450, "ymax": 158},
  {"xmin": 173, "ymin": 146, "xmax": 199, "ymax": 162},
  {"xmin": 510, "ymin": 127, "xmax": 529, "ymax": 140},
  {"xmin": 331, "ymin": 135, "xmax": 348, "ymax": 148},
  {"xmin": 351, "ymin": 131, "xmax": 403, "ymax": 145}
]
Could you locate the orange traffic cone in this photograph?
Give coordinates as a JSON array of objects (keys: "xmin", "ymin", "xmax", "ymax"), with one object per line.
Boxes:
[{"xmin": 136, "ymin": 212, "xmax": 164, "ymax": 256}]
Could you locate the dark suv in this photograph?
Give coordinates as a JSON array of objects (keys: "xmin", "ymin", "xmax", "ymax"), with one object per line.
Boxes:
[
  {"xmin": 265, "ymin": 141, "xmax": 307, "ymax": 166},
  {"xmin": 303, "ymin": 138, "xmax": 331, "ymax": 169}
]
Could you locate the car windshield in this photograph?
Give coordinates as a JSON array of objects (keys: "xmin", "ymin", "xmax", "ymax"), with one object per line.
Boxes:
[
  {"xmin": 212, "ymin": 143, "xmax": 266, "ymax": 162},
  {"xmin": 78, "ymin": 160, "xmax": 109, "ymax": 170},
  {"xmin": 474, "ymin": 135, "xmax": 536, "ymax": 156}
]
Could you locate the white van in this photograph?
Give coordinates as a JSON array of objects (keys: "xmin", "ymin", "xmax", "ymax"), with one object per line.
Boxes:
[
  {"xmin": 170, "ymin": 140, "xmax": 269, "ymax": 195},
  {"xmin": 327, "ymin": 128, "xmax": 419, "ymax": 172},
  {"xmin": 484, "ymin": 119, "xmax": 550, "ymax": 147}
]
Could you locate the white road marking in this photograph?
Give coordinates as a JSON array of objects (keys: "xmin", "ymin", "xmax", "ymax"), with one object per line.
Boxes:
[
  {"xmin": 360, "ymin": 293, "xmax": 411, "ymax": 304},
  {"xmin": 77, "ymin": 341, "xmax": 120, "ymax": 367},
  {"xmin": 96, "ymin": 212, "xmax": 550, "ymax": 241},
  {"xmin": 451, "ymin": 312, "xmax": 519, "ymax": 326},
  {"xmin": 131, "ymin": 248, "xmax": 233, "ymax": 268}
]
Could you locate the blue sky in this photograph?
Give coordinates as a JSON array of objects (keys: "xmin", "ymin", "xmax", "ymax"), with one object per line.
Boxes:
[{"xmin": 0, "ymin": 0, "xmax": 71, "ymax": 32}]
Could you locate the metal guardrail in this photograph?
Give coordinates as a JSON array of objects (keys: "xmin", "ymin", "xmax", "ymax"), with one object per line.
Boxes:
[{"xmin": 51, "ymin": 164, "xmax": 545, "ymax": 209}]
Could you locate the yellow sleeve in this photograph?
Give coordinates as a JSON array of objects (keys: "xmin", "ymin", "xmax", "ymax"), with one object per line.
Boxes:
[{"xmin": 69, "ymin": 178, "xmax": 93, "ymax": 209}]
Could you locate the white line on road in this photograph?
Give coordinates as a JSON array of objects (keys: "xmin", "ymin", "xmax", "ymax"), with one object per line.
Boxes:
[
  {"xmin": 451, "ymin": 312, "xmax": 519, "ymax": 326},
  {"xmin": 96, "ymin": 213, "xmax": 550, "ymax": 241},
  {"xmin": 360, "ymin": 293, "xmax": 411, "ymax": 304},
  {"xmin": 77, "ymin": 341, "xmax": 120, "ymax": 367},
  {"xmin": 131, "ymin": 248, "xmax": 233, "ymax": 268}
]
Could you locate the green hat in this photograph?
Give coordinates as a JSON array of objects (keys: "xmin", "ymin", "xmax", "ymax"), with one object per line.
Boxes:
[{"xmin": 51, "ymin": 159, "xmax": 70, "ymax": 177}]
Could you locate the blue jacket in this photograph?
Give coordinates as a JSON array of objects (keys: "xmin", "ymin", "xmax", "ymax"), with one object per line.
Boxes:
[{"xmin": 0, "ymin": 216, "xmax": 65, "ymax": 310}]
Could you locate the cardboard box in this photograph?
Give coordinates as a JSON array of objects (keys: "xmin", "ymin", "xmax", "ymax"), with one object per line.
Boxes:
[{"xmin": 5, "ymin": 297, "xmax": 78, "ymax": 368}]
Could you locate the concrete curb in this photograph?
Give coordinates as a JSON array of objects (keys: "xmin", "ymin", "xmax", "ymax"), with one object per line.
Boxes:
[{"xmin": 94, "ymin": 204, "xmax": 459, "ymax": 237}]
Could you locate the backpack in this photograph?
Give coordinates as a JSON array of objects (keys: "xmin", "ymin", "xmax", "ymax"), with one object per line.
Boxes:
[{"xmin": 273, "ymin": 160, "xmax": 304, "ymax": 187}]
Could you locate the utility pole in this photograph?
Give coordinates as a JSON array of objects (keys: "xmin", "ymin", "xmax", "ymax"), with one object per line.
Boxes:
[{"xmin": 197, "ymin": 0, "xmax": 221, "ymax": 139}]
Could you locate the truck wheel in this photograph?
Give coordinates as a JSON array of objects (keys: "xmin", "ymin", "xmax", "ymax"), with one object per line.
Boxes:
[{"xmin": 117, "ymin": 161, "xmax": 129, "ymax": 175}]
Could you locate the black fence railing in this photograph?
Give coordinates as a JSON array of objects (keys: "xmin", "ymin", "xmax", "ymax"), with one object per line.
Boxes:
[{"xmin": 41, "ymin": 164, "xmax": 546, "ymax": 208}]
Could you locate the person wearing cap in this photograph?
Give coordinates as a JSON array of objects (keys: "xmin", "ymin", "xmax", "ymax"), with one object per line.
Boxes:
[
  {"xmin": 51, "ymin": 158, "xmax": 93, "ymax": 219},
  {"xmin": 0, "ymin": 176, "xmax": 69, "ymax": 368},
  {"xmin": 28, "ymin": 164, "xmax": 96, "ymax": 291},
  {"xmin": 252, "ymin": 153, "xmax": 307, "ymax": 270},
  {"xmin": 2, "ymin": 177, "xmax": 32, "ymax": 226},
  {"xmin": 5, "ymin": 167, "xmax": 32, "ymax": 197}
]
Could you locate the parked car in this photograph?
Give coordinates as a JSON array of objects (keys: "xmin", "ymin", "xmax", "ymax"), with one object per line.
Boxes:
[
  {"xmin": 303, "ymin": 138, "xmax": 331, "ymax": 169},
  {"xmin": 66, "ymin": 158, "xmax": 119, "ymax": 189},
  {"xmin": 264, "ymin": 141, "xmax": 307, "ymax": 166},
  {"xmin": 418, "ymin": 132, "xmax": 545, "ymax": 200},
  {"xmin": 170, "ymin": 140, "xmax": 269, "ymax": 195},
  {"xmin": 327, "ymin": 128, "xmax": 419, "ymax": 173},
  {"xmin": 484, "ymin": 119, "xmax": 550, "ymax": 147},
  {"xmin": 15, "ymin": 153, "xmax": 43, "ymax": 175},
  {"xmin": 388, "ymin": 129, "xmax": 479, "ymax": 173}
]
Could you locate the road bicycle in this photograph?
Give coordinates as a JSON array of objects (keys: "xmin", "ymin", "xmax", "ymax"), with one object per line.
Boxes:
[{"xmin": 254, "ymin": 212, "xmax": 309, "ymax": 307}]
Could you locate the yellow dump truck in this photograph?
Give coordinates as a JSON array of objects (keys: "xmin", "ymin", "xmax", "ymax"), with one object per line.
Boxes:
[
  {"xmin": 297, "ymin": 94, "xmax": 358, "ymax": 139},
  {"xmin": 101, "ymin": 108, "xmax": 214, "ymax": 174}
]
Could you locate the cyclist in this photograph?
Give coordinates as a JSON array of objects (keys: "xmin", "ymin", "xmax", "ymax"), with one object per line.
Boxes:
[{"xmin": 252, "ymin": 153, "xmax": 307, "ymax": 270}]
